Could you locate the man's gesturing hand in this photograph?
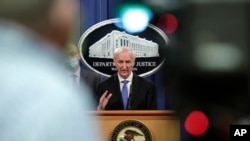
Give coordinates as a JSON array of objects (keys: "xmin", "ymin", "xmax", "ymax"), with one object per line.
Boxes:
[{"xmin": 97, "ymin": 90, "xmax": 112, "ymax": 110}]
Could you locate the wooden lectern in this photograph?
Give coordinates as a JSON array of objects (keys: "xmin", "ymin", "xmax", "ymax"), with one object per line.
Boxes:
[{"xmin": 92, "ymin": 110, "xmax": 180, "ymax": 141}]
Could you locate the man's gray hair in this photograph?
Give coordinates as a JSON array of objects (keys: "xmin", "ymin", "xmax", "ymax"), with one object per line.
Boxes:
[{"xmin": 113, "ymin": 47, "xmax": 136, "ymax": 61}]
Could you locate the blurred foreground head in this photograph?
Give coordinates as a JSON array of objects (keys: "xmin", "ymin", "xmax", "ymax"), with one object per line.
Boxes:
[
  {"xmin": 0, "ymin": 0, "xmax": 78, "ymax": 47},
  {"xmin": 0, "ymin": 0, "xmax": 102, "ymax": 141},
  {"xmin": 163, "ymin": 0, "xmax": 250, "ymax": 140}
]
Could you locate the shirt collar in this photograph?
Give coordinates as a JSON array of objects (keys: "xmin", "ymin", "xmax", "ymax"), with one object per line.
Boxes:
[
  {"xmin": 118, "ymin": 72, "xmax": 133, "ymax": 83},
  {"xmin": 69, "ymin": 67, "xmax": 81, "ymax": 78}
]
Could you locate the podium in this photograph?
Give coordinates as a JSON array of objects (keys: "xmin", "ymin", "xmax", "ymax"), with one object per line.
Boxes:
[{"xmin": 92, "ymin": 110, "xmax": 180, "ymax": 141}]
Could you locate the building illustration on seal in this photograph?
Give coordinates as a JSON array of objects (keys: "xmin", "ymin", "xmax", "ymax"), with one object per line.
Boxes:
[{"xmin": 89, "ymin": 30, "xmax": 159, "ymax": 58}]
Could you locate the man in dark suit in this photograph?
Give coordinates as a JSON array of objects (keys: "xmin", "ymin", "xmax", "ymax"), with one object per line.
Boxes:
[
  {"xmin": 65, "ymin": 43, "xmax": 100, "ymax": 95},
  {"xmin": 96, "ymin": 47, "xmax": 157, "ymax": 110}
]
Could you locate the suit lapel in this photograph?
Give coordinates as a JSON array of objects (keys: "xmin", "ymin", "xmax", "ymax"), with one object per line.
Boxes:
[
  {"xmin": 131, "ymin": 73, "xmax": 139, "ymax": 95},
  {"xmin": 113, "ymin": 74, "xmax": 125, "ymax": 109},
  {"xmin": 130, "ymin": 73, "xmax": 140, "ymax": 109},
  {"xmin": 79, "ymin": 70, "xmax": 87, "ymax": 85},
  {"xmin": 113, "ymin": 74, "xmax": 122, "ymax": 93}
]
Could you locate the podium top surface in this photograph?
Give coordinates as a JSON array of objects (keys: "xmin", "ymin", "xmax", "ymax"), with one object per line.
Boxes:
[{"xmin": 90, "ymin": 110, "xmax": 177, "ymax": 116}]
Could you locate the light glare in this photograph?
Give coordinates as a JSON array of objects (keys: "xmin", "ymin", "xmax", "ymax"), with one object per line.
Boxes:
[
  {"xmin": 122, "ymin": 9, "xmax": 149, "ymax": 33},
  {"xmin": 116, "ymin": 4, "xmax": 153, "ymax": 33}
]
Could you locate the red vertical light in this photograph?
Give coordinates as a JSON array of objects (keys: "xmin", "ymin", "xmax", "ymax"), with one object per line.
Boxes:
[
  {"xmin": 158, "ymin": 13, "xmax": 178, "ymax": 34},
  {"xmin": 184, "ymin": 110, "xmax": 209, "ymax": 136}
]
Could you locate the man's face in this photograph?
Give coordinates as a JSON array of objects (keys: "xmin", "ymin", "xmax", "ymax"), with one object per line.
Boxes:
[
  {"xmin": 113, "ymin": 51, "xmax": 135, "ymax": 79},
  {"xmin": 66, "ymin": 46, "xmax": 80, "ymax": 60}
]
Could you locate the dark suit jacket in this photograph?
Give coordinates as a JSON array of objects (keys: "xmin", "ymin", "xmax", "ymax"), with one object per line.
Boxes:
[
  {"xmin": 80, "ymin": 69, "xmax": 99, "ymax": 97},
  {"xmin": 96, "ymin": 73, "xmax": 157, "ymax": 110}
]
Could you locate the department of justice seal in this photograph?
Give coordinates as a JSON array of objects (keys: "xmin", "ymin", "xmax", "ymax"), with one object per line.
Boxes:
[
  {"xmin": 78, "ymin": 18, "xmax": 169, "ymax": 77},
  {"xmin": 110, "ymin": 120, "xmax": 152, "ymax": 141}
]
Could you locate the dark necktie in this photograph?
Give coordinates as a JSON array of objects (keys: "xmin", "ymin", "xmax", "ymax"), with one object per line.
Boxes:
[{"xmin": 122, "ymin": 80, "xmax": 129, "ymax": 109}]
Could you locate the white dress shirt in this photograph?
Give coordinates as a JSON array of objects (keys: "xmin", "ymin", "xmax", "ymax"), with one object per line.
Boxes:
[{"xmin": 118, "ymin": 72, "xmax": 133, "ymax": 97}]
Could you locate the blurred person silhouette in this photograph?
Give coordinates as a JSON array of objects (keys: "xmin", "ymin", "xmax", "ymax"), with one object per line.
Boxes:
[
  {"xmin": 0, "ymin": 0, "xmax": 102, "ymax": 141},
  {"xmin": 65, "ymin": 43, "xmax": 100, "ymax": 104},
  {"xmin": 96, "ymin": 47, "xmax": 157, "ymax": 110}
]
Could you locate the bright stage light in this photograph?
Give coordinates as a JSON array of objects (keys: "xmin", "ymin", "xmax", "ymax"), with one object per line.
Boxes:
[{"xmin": 116, "ymin": 4, "xmax": 153, "ymax": 33}]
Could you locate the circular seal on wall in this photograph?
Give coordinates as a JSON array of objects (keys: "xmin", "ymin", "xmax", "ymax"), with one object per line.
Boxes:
[
  {"xmin": 110, "ymin": 120, "xmax": 152, "ymax": 141},
  {"xmin": 78, "ymin": 18, "xmax": 169, "ymax": 77}
]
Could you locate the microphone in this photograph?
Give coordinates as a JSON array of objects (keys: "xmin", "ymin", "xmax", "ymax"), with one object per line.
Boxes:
[{"xmin": 126, "ymin": 84, "xmax": 132, "ymax": 110}]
